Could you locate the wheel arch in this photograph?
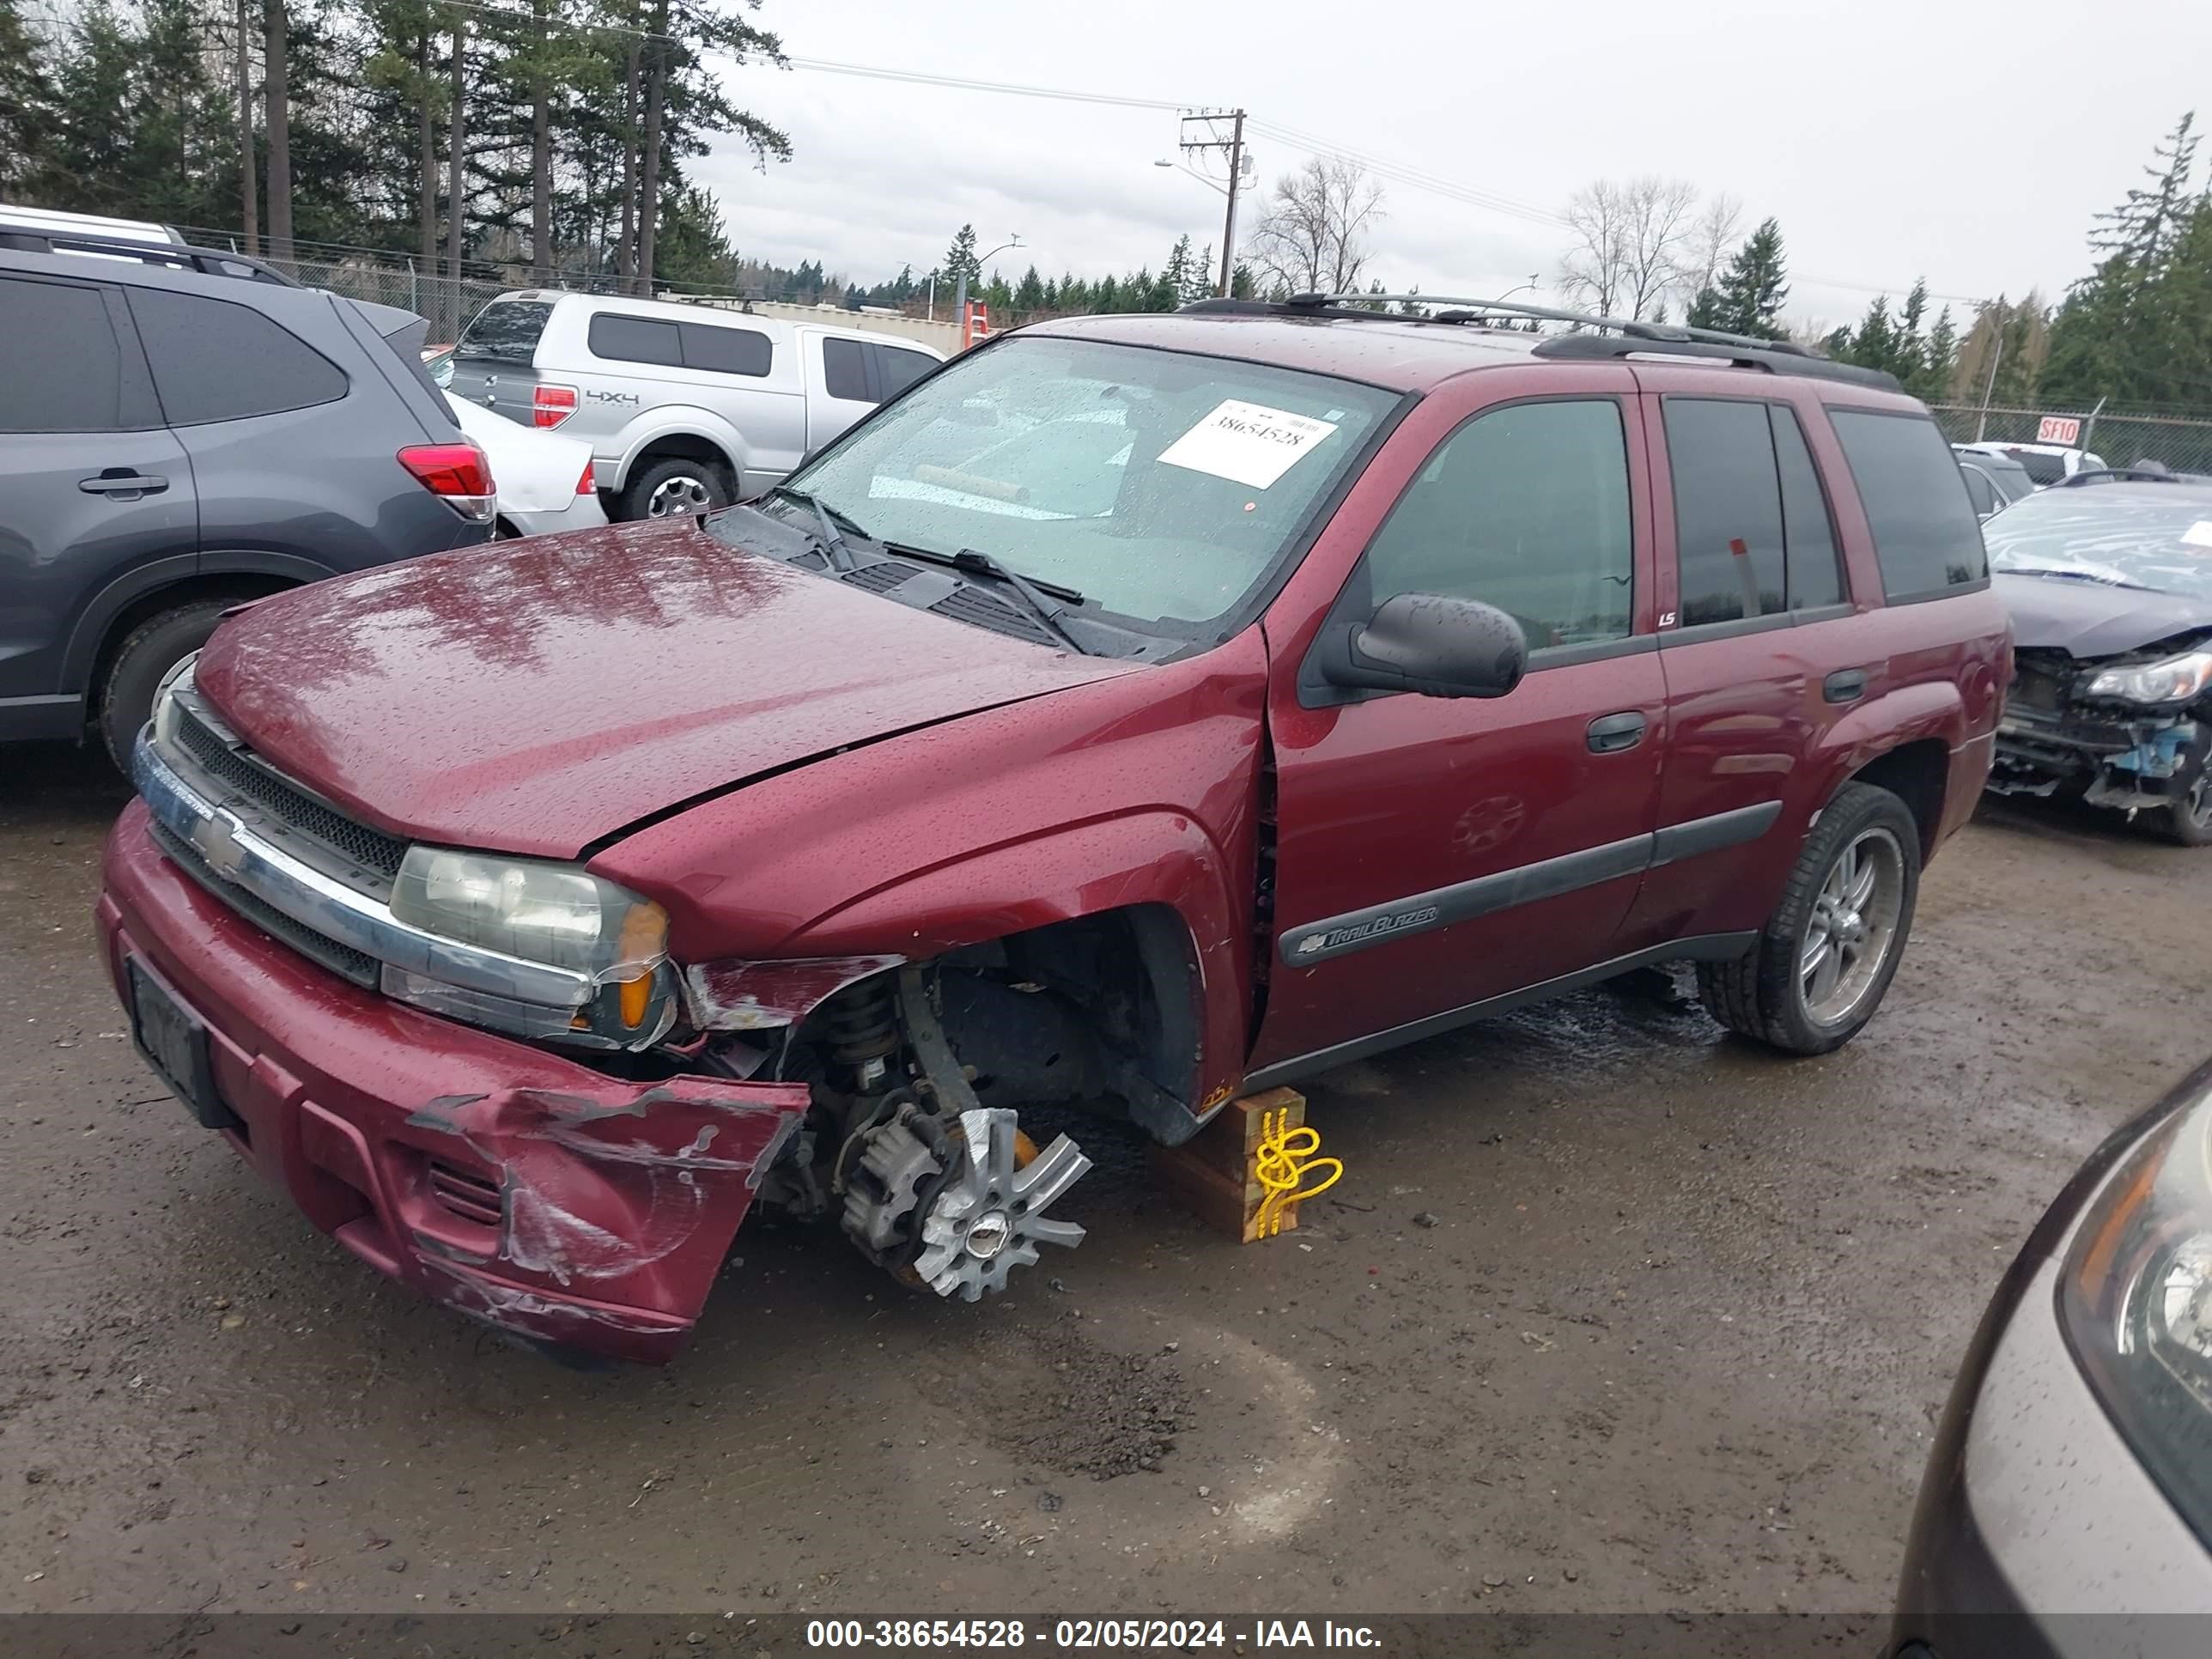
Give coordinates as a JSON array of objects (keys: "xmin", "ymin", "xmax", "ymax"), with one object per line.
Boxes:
[
  {"xmin": 612, "ymin": 413, "xmax": 745, "ymax": 495},
  {"xmin": 63, "ymin": 552, "xmax": 331, "ymax": 696},
  {"xmin": 1808, "ymin": 679, "xmax": 1968, "ymax": 864},
  {"xmin": 704, "ymin": 812, "xmax": 1253, "ymax": 1144}
]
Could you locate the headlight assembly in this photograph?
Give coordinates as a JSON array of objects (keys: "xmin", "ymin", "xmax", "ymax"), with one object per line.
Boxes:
[
  {"xmin": 2084, "ymin": 651, "xmax": 2212, "ymax": 706},
  {"xmin": 388, "ymin": 847, "xmax": 674, "ymax": 1048},
  {"xmin": 2061, "ymin": 1089, "xmax": 2212, "ymax": 1544}
]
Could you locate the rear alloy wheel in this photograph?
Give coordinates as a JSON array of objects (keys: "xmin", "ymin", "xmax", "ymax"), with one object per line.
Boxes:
[
  {"xmin": 1698, "ymin": 781, "xmax": 1922, "ymax": 1056},
  {"xmin": 622, "ymin": 458, "xmax": 729, "ymax": 521}
]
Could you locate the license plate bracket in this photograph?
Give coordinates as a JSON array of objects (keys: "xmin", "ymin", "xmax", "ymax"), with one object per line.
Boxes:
[{"xmin": 127, "ymin": 959, "xmax": 240, "ymax": 1133}]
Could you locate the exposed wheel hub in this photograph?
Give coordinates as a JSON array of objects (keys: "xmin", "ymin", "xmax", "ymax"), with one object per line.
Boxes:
[{"xmin": 839, "ymin": 1106, "xmax": 1089, "ymax": 1299}]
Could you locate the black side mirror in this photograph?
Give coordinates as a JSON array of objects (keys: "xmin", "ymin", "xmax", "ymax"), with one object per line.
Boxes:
[{"xmin": 1318, "ymin": 592, "xmax": 1528, "ymax": 699}]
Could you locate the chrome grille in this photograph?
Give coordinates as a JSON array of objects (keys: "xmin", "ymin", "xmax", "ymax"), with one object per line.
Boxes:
[
  {"xmin": 172, "ymin": 698, "xmax": 407, "ymax": 892},
  {"xmin": 148, "ymin": 817, "xmax": 380, "ymax": 987}
]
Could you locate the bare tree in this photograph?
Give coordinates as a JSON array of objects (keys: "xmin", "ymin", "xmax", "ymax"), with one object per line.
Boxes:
[
  {"xmin": 1557, "ymin": 176, "xmax": 1700, "ymax": 320},
  {"xmin": 1248, "ymin": 157, "xmax": 1386, "ymax": 298},
  {"xmin": 1680, "ymin": 191, "xmax": 1741, "ymax": 310}
]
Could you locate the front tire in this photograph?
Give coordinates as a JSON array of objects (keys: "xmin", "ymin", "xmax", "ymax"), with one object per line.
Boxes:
[
  {"xmin": 2152, "ymin": 748, "xmax": 2212, "ymax": 847},
  {"xmin": 620, "ymin": 458, "xmax": 730, "ymax": 521},
  {"xmin": 95, "ymin": 599, "xmax": 237, "ymax": 771},
  {"xmin": 1698, "ymin": 781, "xmax": 1922, "ymax": 1056}
]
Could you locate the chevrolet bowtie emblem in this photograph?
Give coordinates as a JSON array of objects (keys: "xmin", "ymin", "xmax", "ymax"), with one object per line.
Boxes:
[{"xmin": 192, "ymin": 811, "xmax": 249, "ymax": 882}]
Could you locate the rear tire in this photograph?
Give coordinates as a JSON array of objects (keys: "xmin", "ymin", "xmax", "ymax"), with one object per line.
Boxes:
[
  {"xmin": 96, "ymin": 599, "xmax": 238, "ymax": 772},
  {"xmin": 620, "ymin": 457, "xmax": 731, "ymax": 521},
  {"xmin": 1697, "ymin": 781, "xmax": 1922, "ymax": 1056}
]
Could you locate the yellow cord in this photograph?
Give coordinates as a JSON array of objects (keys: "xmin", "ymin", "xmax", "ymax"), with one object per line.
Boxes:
[{"xmin": 1252, "ymin": 1107, "xmax": 1343, "ymax": 1237}]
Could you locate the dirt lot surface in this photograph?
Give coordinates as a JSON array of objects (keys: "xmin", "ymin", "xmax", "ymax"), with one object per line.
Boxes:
[{"xmin": 6, "ymin": 740, "xmax": 2211, "ymax": 1621}]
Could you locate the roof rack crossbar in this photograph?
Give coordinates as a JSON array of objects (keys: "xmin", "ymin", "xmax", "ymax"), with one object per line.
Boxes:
[{"xmin": 1283, "ymin": 290, "xmax": 1815, "ymax": 356}]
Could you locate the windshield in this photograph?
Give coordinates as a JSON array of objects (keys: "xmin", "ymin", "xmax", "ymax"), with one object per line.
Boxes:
[
  {"xmin": 769, "ymin": 335, "xmax": 1397, "ymax": 628},
  {"xmin": 1984, "ymin": 488, "xmax": 2212, "ymax": 599}
]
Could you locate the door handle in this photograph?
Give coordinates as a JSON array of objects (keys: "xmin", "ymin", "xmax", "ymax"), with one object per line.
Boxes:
[
  {"xmin": 1587, "ymin": 710, "xmax": 1648, "ymax": 754},
  {"xmin": 78, "ymin": 472, "xmax": 168, "ymax": 498},
  {"xmin": 1824, "ymin": 668, "xmax": 1869, "ymax": 704}
]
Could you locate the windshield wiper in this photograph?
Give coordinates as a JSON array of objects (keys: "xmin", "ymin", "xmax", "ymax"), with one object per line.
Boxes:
[
  {"xmin": 886, "ymin": 542, "xmax": 1091, "ymax": 655},
  {"xmin": 767, "ymin": 486, "xmax": 868, "ymax": 571},
  {"xmin": 2004, "ymin": 566, "xmax": 2158, "ymax": 592}
]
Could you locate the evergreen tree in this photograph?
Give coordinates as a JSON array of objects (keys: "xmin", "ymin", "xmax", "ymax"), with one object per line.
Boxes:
[
  {"xmin": 1915, "ymin": 307, "xmax": 1959, "ymax": 402},
  {"xmin": 0, "ymin": 0, "xmax": 58, "ymax": 196},
  {"xmin": 1013, "ymin": 263, "xmax": 1045, "ymax": 314},
  {"xmin": 941, "ymin": 223, "xmax": 981, "ymax": 289},
  {"xmin": 1698, "ymin": 217, "xmax": 1790, "ymax": 339},
  {"xmin": 1230, "ymin": 262, "xmax": 1257, "ymax": 301}
]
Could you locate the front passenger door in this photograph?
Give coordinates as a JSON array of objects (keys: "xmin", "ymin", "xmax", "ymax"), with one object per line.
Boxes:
[{"xmin": 1254, "ymin": 386, "xmax": 1668, "ymax": 1074}]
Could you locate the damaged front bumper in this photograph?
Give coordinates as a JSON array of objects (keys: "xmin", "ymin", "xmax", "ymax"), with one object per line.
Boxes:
[
  {"xmin": 1990, "ymin": 703, "xmax": 2203, "ymax": 811},
  {"xmin": 98, "ymin": 803, "xmax": 808, "ymax": 1364}
]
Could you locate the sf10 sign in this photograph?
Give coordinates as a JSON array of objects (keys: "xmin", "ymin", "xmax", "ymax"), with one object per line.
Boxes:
[{"xmin": 2038, "ymin": 415, "xmax": 2082, "ymax": 445}]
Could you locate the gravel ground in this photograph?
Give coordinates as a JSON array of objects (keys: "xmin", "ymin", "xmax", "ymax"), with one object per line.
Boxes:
[{"xmin": 5, "ymin": 738, "xmax": 2209, "ymax": 1621}]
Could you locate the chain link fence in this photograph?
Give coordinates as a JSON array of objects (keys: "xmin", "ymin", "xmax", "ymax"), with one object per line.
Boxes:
[{"xmin": 1930, "ymin": 404, "xmax": 2212, "ymax": 475}]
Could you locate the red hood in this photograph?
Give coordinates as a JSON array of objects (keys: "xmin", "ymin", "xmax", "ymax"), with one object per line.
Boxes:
[{"xmin": 193, "ymin": 520, "xmax": 1137, "ymax": 857}]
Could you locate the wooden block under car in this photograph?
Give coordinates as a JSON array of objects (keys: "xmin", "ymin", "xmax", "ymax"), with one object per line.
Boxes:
[{"xmin": 1145, "ymin": 1087, "xmax": 1307, "ymax": 1243}]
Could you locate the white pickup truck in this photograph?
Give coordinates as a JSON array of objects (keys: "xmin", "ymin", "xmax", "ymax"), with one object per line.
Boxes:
[{"xmin": 448, "ymin": 291, "xmax": 945, "ymax": 520}]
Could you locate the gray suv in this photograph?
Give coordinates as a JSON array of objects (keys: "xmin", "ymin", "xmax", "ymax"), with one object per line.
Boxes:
[
  {"xmin": 0, "ymin": 246, "xmax": 494, "ymax": 763},
  {"xmin": 449, "ymin": 289, "xmax": 944, "ymax": 520}
]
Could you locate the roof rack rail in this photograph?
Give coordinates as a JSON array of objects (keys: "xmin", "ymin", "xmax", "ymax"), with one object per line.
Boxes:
[
  {"xmin": 1181, "ymin": 291, "xmax": 1903, "ymax": 392},
  {"xmin": 1281, "ymin": 290, "xmax": 1818, "ymax": 353},
  {"xmin": 0, "ymin": 228, "xmax": 301, "ymax": 287}
]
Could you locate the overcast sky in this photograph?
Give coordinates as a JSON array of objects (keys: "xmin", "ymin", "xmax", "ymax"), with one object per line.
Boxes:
[{"xmin": 690, "ymin": 0, "xmax": 2212, "ymax": 332}]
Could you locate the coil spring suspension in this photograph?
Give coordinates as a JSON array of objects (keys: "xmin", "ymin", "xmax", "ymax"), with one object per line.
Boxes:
[{"xmin": 817, "ymin": 974, "xmax": 901, "ymax": 1091}]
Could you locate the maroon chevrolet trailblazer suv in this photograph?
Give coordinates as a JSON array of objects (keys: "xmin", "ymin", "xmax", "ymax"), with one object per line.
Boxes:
[{"xmin": 97, "ymin": 293, "xmax": 2009, "ymax": 1362}]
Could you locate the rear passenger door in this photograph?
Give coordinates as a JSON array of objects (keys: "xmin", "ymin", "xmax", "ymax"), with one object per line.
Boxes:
[
  {"xmin": 1621, "ymin": 388, "xmax": 1863, "ymax": 947},
  {"xmin": 0, "ymin": 270, "xmax": 195, "ymax": 728}
]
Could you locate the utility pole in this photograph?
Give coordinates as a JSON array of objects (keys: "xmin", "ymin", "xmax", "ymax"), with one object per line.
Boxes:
[
  {"xmin": 1178, "ymin": 110, "xmax": 1247, "ymax": 297},
  {"xmin": 1974, "ymin": 328, "xmax": 2005, "ymax": 442}
]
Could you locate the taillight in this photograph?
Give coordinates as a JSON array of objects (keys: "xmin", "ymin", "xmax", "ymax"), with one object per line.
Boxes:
[
  {"xmin": 398, "ymin": 441, "xmax": 496, "ymax": 525},
  {"xmin": 533, "ymin": 384, "xmax": 577, "ymax": 428},
  {"xmin": 575, "ymin": 461, "xmax": 595, "ymax": 497}
]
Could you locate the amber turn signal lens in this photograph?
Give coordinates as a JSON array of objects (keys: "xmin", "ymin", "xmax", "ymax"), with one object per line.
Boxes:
[{"xmin": 618, "ymin": 972, "xmax": 653, "ymax": 1029}]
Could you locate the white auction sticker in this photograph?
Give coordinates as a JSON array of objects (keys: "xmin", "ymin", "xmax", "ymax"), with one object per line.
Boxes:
[
  {"xmin": 2181, "ymin": 520, "xmax": 2212, "ymax": 551},
  {"xmin": 1156, "ymin": 399, "xmax": 1340, "ymax": 490}
]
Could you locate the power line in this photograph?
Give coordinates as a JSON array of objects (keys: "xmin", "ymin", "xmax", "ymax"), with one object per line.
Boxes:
[{"xmin": 786, "ymin": 58, "xmax": 1189, "ymax": 112}]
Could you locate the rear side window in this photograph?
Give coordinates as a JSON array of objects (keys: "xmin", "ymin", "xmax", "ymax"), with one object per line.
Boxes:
[
  {"xmin": 822, "ymin": 336, "xmax": 870, "ymax": 401},
  {"xmin": 0, "ymin": 276, "xmax": 130, "ymax": 432},
  {"xmin": 128, "ymin": 287, "xmax": 347, "ymax": 424},
  {"xmin": 1771, "ymin": 405, "xmax": 1843, "ymax": 607},
  {"xmin": 586, "ymin": 312, "xmax": 770, "ymax": 375},
  {"xmin": 458, "ymin": 299, "xmax": 554, "ymax": 364},
  {"xmin": 588, "ymin": 313, "xmax": 684, "ymax": 367},
  {"xmin": 679, "ymin": 321, "xmax": 770, "ymax": 377},
  {"xmin": 1663, "ymin": 398, "xmax": 1844, "ymax": 624},
  {"xmin": 1666, "ymin": 399, "xmax": 1785, "ymax": 624},
  {"xmin": 1365, "ymin": 398, "xmax": 1634, "ymax": 651},
  {"xmin": 1830, "ymin": 410, "xmax": 1989, "ymax": 599},
  {"xmin": 878, "ymin": 345, "xmax": 936, "ymax": 398}
]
